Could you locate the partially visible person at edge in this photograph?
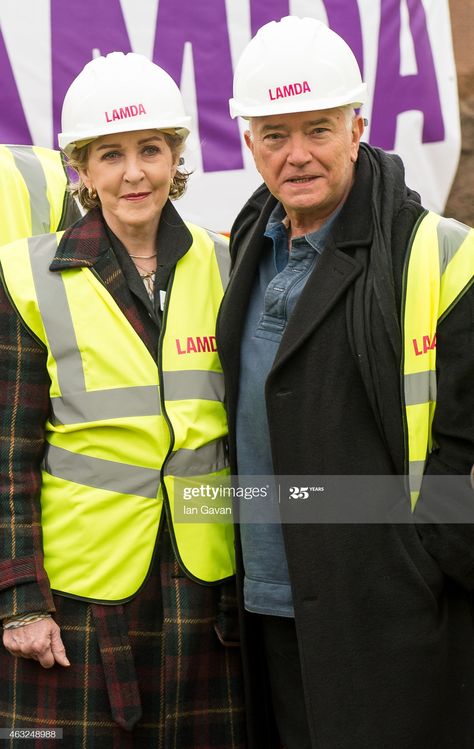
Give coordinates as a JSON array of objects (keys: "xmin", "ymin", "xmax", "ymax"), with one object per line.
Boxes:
[
  {"xmin": 0, "ymin": 143, "xmax": 80, "ymax": 245},
  {"xmin": 0, "ymin": 52, "xmax": 246, "ymax": 748},
  {"xmin": 216, "ymin": 16, "xmax": 474, "ymax": 749}
]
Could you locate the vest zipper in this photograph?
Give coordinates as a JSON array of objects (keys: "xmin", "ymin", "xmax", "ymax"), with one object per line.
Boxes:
[
  {"xmin": 156, "ymin": 268, "xmax": 225, "ymax": 587},
  {"xmin": 156, "ymin": 269, "xmax": 181, "ymax": 556},
  {"xmin": 157, "ymin": 269, "xmax": 175, "ymax": 458}
]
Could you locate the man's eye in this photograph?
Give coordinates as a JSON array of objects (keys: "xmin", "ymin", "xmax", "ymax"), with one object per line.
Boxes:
[{"xmin": 264, "ymin": 133, "xmax": 284, "ymax": 141}]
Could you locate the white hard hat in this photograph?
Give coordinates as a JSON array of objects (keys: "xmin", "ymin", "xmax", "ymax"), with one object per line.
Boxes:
[
  {"xmin": 58, "ymin": 52, "xmax": 191, "ymax": 155},
  {"xmin": 229, "ymin": 16, "xmax": 367, "ymax": 119}
]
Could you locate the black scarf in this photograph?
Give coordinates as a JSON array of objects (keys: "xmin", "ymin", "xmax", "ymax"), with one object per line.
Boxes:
[{"xmin": 348, "ymin": 143, "xmax": 423, "ymax": 471}]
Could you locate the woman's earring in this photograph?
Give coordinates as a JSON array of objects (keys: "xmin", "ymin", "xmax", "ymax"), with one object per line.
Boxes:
[{"xmin": 88, "ymin": 186, "xmax": 97, "ymax": 199}]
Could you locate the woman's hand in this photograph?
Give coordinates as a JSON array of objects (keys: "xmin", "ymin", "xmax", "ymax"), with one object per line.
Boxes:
[{"xmin": 3, "ymin": 618, "xmax": 70, "ymax": 668}]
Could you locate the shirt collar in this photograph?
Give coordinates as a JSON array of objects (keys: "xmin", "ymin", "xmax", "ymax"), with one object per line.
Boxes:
[{"xmin": 264, "ymin": 201, "xmax": 342, "ymax": 257}]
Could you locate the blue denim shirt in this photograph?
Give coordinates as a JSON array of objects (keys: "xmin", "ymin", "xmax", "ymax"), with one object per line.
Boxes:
[{"xmin": 236, "ymin": 202, "xmax": 336, "ymax": 617}]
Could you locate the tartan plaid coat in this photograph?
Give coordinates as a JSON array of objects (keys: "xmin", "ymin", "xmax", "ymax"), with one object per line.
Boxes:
[{"xmin": 0, "ymin": 204, "xmax": 247, "ymax": 748}]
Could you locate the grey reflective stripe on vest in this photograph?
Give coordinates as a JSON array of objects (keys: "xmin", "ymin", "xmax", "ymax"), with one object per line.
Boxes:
[
  {"xmin": 166, "ymin": 437, "xmax": 228, "ymax": 477},
  {"xmin": 8, "ymin": 146, "xmax": 51, "ymax": 234},
  {"xmin": 28, "ymin": 235, "xmax": 86, "ymax": 395},
  {"xmin": 437, "ymin": 217, "xmax": 470, "ymax": 274},
  {"xmin": 50, "ymin": 370, "xmax": 224, "ymax": 424},
  {"xmin": 408, "ymin": 460, "xmax": 425, "ymax": 493},
  {"xmin": 163, "ymin": 370, "xmax": 225, "ymax": 402},
  {"xmin": 51, "ymin": 385, "xmax": 161, "ymax": 425},
  {"xmin": 44, "ymin": 438, "xmax": 227, "ymax": 496},
  {"xmin": 205, "ymin": 230, "xmax": 230, "ymax": 289},
  {"xmin": 404, "ymin": 370, "xmax": 437, "ymax": 406},
  {"xmin": 44, "ymin": 444, "xmax": 161, "ymax": 499}
]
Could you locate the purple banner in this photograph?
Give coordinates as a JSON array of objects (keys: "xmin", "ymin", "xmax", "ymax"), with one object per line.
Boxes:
[
  {"xmin": 370, "ymin": 0, "xmax": 444, "ymax": 148},
  {"xmin": 0, "ymin": 30, "xmax": 31, "ymax": 143},
  {"xmin": 0, "ymin": 0, "xmax": 446, "ymax": 169},
  {"xmin": 153, "ymin": 0, "xmax": 242, "ymax": 171}
]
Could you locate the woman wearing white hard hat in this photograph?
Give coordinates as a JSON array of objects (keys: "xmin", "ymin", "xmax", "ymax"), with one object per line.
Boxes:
[{"xmin": 0, "ymin": 52, "xmax": 245, "ymax": 748}]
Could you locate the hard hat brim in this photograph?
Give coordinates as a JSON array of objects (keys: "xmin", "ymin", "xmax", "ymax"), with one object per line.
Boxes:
[
  {"xmin": 229, "ymin": 85, "xmax": 367, "ymax": 120},
  {"xmin": 59, "ymin": 118, "xmax": 191, "ymax": 156}
]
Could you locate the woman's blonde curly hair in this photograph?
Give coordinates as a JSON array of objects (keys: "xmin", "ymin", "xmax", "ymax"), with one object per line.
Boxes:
[{"xmin": 65, "ymin": 130, "xmax": 191, "ymax": 211}]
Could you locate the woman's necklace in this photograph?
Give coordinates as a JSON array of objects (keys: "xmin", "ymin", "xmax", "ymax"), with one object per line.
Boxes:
[
  {"xmin": 133, "ymin": 261, "xmax": 156, "ymax": 279},
  {"xmin": 129, "ymin": 250, "xmax": 157, "ymax": 278},
  {"xmin": 129, "ymin": 252, "xmax": 157, "ymax": 302}
]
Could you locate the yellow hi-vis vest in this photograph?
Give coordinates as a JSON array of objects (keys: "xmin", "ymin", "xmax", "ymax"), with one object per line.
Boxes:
[
  {"xmin": 403, "ymin": 211, "xmax": 474, "ymax": 508},
  {"xmin": 0, "ymin": 144, "xmax": 79, "ymax": 246},
  {"xmin": 0, "ymin": 226, "xmax": 234, "ymax": 602}
]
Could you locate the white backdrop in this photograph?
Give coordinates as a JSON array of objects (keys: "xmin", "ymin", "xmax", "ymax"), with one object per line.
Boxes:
[{"xmin": 0, "ymin": 0, "xmax": 460, "ymax": 232}]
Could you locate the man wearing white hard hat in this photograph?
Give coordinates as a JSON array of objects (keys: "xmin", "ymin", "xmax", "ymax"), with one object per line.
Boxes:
[
  {"xmin": 217, "ymin": 16, "xmax": 474, "ymax": 749},
  {"xmin": 0, "ymin": 52, "xmax": 246, "ymax": 748}
]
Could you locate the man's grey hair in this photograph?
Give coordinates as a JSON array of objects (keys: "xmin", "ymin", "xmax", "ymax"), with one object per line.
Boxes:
[{"xmin": 247, "ymin": 104, "xmax": 358, "ymax": 139}]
